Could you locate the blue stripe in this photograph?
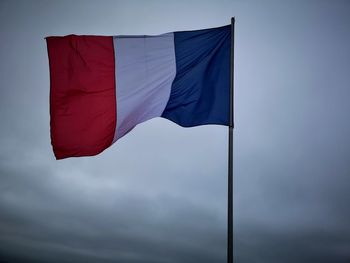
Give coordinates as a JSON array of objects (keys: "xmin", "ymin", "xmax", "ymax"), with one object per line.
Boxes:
[{"xmin": 161, "ymin": 25, "xmax": 231, "ymax": 127}]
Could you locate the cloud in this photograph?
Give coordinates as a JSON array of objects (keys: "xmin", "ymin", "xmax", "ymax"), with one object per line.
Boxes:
[
  {"xmin": 1, "ymin": 0, "xmax": 350, "ymax": 262},
  {"xmin": 0, "ymin": 159, "xmax": 226, "ymax": 263}
]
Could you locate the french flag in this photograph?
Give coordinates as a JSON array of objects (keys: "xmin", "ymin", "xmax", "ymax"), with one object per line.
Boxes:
[{"xmin": 46, "ymin": 25, "xmax": 231, "ymax": 159}]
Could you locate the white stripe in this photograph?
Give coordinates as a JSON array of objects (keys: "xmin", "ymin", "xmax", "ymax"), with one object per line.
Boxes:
[{"xmin": 113, "ymin": 33, "xmax": 176, "ymax": 141}]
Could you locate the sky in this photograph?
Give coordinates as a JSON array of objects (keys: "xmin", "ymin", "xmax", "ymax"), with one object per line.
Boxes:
[{"xmin": 0, "ymin": 0, "xmax": 350, "ymax": 262}]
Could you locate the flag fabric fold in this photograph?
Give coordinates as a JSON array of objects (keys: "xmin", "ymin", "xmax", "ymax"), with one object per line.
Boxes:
[{"xmin": 46, "ymin": 25, "xmax": 231, "ymax": 159}]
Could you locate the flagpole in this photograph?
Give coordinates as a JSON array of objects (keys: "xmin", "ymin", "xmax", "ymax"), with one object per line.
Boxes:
[{"xmin": 227, "ymin": 16, "xmax": 235, "ymax": 263}]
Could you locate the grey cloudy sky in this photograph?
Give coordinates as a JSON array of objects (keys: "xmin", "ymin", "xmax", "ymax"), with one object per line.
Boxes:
[{"xmin": 1, "ymin": 0, "xmax": 350, "ymax": 262}]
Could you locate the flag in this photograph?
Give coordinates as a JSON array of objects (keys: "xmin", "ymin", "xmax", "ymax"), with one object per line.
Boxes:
[{"xmin": 46, "ymin": 25, "xmax": 231, "ymax": 159}]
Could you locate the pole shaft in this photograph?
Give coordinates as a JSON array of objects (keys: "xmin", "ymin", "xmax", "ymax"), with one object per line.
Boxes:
[{"xmin": 227, "ymin": 17, "xmax": 235, "ymax": 263}]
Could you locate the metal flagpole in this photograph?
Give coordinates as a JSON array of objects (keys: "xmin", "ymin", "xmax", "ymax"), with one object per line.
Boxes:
[{"xmin": 227, "ymin": 16, "xmax": 235, "ymax": 263}]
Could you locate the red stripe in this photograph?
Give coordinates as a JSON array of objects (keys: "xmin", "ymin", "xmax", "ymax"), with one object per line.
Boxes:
[{"xmin": 46, "ymin": 35, "xmax": 116, "ymax": 159}]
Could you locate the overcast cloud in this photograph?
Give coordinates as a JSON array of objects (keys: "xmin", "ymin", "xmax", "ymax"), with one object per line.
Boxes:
[{"xmin": 0, "ymin": 0, "xmax": 350, "ymax": 262}]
